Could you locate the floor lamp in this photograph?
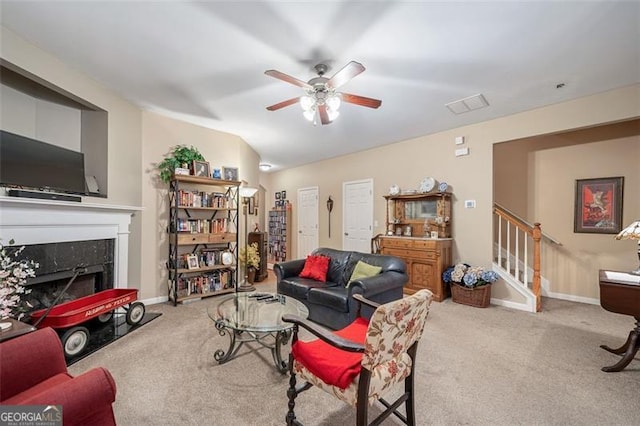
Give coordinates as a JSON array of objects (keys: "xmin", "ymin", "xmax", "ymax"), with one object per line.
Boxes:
[{"xmin": 238, "ymin": 186, "xmax": 258, "ymax": 291}]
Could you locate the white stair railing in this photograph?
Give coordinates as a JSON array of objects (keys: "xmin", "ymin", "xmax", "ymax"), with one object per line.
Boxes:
[{"xmin": 493, "ymin": 205, "xmax": 542, "ymax": 312}]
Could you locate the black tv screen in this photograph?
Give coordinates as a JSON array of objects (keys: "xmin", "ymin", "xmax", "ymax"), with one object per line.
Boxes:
[{"xmin": 0, "ymin": 130, "xmax": 86, "ymax": 195}]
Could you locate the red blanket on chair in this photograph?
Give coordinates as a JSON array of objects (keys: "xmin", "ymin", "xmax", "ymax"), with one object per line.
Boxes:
[{"xmin": 291, "ymin": 317, "xmax": 369, "ymax": 389}]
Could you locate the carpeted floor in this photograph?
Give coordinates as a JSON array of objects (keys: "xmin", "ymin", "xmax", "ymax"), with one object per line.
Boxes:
[{"xmin": 69, "ymin": 274, "xmax": 640, "ymax": 425}]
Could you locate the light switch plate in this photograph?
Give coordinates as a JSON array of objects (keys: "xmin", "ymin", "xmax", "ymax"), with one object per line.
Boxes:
[
  {"xmin": 455, "ymin": 136, "xmax": 465, "ymax": 145},
  {"xmin": 465, "ymin": 200, "xmax": 476, "ymax": 208},
  {"xmin": 455, "ymin": 147, "xmax": 469, "ymax": 157}
]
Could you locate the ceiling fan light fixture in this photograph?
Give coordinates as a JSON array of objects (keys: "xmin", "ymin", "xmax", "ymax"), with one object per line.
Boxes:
[
  {"xmin": 303, "ymin": 109, "xmax": 316, "ymax": 121},
  {"xmin": 326, "ymin": 94, "xmax": 341, "ymax": 111},
  {"xmin": 327, "ymin": 109, "xmax": 340, "ymax": 121},
  {"xmin": 300, "ymin": 95, "xmax": 315, "ymax": 111}
]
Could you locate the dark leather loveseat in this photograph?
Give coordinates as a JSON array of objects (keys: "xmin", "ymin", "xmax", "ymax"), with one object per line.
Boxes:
[{"xmin": 275, "ymin": 247, "xmax": 408, "ymax": 330}]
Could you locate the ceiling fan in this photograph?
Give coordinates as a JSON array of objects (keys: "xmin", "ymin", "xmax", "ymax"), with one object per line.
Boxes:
[{"xmin": 265, "ymin": 61, "xmax": 382, "ymax": 125}]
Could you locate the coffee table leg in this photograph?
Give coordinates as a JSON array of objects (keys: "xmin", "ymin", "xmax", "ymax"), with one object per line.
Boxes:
[
  {"xmin": 214, "ymin": 319, "xmax": 242, "ymax": 364},
  {"xmin": 273, "ymin": 329, "xmax": 292, "ymax": 374}
]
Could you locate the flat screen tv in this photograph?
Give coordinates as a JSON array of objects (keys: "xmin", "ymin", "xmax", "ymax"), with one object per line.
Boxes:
[{"xmin": 0, "ymin": 130, "xmax": 86, "ymax": 195}]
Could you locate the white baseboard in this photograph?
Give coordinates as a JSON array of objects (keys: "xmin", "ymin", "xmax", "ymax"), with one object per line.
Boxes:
[
  {"xmin": 542, "ymin": 291, "xmax": 599, "ymax": 305},
  {"xmin": 490, "ymin": 297, "xmax": 536, "ymax": 313},
  {"xmin": 141, "ymin": 295, "xmax": 168, "ymax": 306}
]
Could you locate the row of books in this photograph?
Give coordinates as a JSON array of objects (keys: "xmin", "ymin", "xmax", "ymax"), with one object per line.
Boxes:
[
  {"xmin": 177, "ymin": 190, "xmax": 230, "ymax": 208},
  {"xmin": 175, "ymin": 218, "xmax": 230, "ymax": 234},
  {"xmin": 173, "ymin": 270, "xmax": 234, "ymax": 298}
]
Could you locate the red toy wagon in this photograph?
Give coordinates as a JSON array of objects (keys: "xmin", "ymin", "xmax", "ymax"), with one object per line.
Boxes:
[{"xmin": 30, "ymin": 288, "xmax": 145, "ymax": 358}]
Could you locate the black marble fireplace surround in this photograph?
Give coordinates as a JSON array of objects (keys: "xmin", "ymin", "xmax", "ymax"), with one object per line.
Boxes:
[{"xmin": 17, "ymin": 239, "xmax": 115, "ymax": 312}]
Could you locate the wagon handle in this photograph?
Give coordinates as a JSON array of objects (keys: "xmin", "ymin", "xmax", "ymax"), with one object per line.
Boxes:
[{"xmin": 32, "ymin": 265, "xmax": 88, "ymax": 328}]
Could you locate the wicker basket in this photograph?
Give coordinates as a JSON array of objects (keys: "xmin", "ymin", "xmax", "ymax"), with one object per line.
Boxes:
[{"xmin": 451, "ymin": 284, "xmax": 491, "ymax": 308}]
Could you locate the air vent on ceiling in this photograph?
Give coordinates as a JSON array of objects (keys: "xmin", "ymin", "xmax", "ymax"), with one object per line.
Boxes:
[{"xmin": 445, "ymin": 93, "xmax": 489, "ymax": 115}]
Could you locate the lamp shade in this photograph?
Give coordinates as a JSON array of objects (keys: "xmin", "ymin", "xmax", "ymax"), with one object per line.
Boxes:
[
  {"xmin": 239, "ymin": 186, "xmax": 258, "ymax": 198},
  {"xmin": 615, "ymin": 220, "xmax": 640, "ymax": 240}
]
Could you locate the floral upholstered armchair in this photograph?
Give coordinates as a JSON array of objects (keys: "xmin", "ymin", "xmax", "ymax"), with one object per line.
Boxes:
[{"xmin": 282, "ymin": 289, "xmax": 433, "ymax": 426}]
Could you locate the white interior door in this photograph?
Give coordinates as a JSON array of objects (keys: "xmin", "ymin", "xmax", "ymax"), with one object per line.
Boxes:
[
  {"xmin": 297, "ymin": 187, "xmax": 319, "ymax": 258},
  {"xmin": 343, "ymin": 179, "xmax": 373, "ymax": 253}
]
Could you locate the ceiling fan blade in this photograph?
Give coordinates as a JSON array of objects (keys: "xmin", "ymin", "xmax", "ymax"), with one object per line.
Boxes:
[
  {"xmin": 265, "ymin": 70, "xmax": 312, "ymax": 90},
  {"xmin": 340, "ymin": 92, "xmax": 382, "ymax": 109},
  {"xmin": 266, "ymin": 97, "xmax": 300, "ymax": 111},
  {"xmin": 318, "ymin": 104, "xmax": 331, "ymax": 125},
  {"xmin": 326, "ymin": 61, "xmax": 365, "ymax": 89}
]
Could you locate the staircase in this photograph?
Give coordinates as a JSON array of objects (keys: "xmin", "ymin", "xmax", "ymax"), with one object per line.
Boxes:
[{"xmin": 493, "ymin": 204, "xmax": 560, "ymax": 312}]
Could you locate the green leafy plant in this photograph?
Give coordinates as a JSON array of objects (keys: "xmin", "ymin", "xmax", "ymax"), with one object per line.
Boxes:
[
  {"xmin": 239, "ymin": 242, "xmax": 260, "ymax": 269},
  {"xmin": 157, "ymin": 145, "xmax": 205, "ymax": 183}
]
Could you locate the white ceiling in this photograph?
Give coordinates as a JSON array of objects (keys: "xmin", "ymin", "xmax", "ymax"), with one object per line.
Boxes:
[{"xmin": 1, "ymin": 1, "xmax": 638, "ymax": 171}]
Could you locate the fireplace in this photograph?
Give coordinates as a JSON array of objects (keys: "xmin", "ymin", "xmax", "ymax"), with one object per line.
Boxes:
[
  {"xmin": 0, "ymin": 196, "xmax": 139, "ymax": 302},
  {"xmin": 18, "ymin": 239, "xmax": 115, "ymax": 311}
]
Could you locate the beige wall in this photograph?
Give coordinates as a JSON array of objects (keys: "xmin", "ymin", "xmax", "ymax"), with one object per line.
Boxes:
[
  {"xmin": 264, "ymin": 84, "xmax": 640, "ymax": 304},
  {"xmin": 4, "ymin": 25, "xmax": 639, "ymax": 305},
  {"xmin": 1, "ymin": 26, "xmax": 145, "ymax": 291},
  {"xmin": 140, "ymin": 111, "xmax": 260, "ymax": 300},
  {"xmin": 495, "ymin": 121, "xmax": 639, "ymax": 301}
]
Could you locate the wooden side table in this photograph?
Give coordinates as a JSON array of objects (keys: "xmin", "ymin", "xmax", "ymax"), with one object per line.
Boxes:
[
  {"xmin": 598, "ymin": 270, "xmax": 640, "ymax": 372},
  {"xmin": 0, "ymin": 318, "xmax": 36, "ymax": 343}
]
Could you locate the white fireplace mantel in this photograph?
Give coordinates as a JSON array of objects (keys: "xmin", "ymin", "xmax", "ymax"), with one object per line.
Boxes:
[{"xmin": 0, "ymin": 196, "xmax": 142, "ymax": 288}]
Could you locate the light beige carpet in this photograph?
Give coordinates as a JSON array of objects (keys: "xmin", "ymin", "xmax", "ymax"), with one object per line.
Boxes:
[{"xmin": 70, "ymin": 275, "xmax": 640, "ymax": 425}]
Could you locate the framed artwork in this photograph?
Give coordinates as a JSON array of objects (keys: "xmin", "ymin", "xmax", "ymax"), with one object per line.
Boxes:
[
  {"xmin": 193, "ymin": 160, "xmax": 210, "ymax": 178},
  {"xmin": 281, "ymin": 190, "xmax": 287, "ymax": 200},
  {"xmin": 574, "ymin": 176, "xmax": 624, "ymax": 234},
  {"xmin": 186, "ymin": 254, "xmax": 200, "ymax": 270},
  {"xmin": 248, "ymin": 195, "xmax": 255, "ymax": 215},
  {"xmin": 222, "ymin": 167, "xmax": 238, "ymax": 181},
  {"xmin": 276, "ymin": 192, "xmax": 281, "ymax": 200}
]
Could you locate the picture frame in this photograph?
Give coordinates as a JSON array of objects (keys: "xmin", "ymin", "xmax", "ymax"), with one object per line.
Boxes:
[
  {"xmin": 222, "ymin": 166, "xmax": 238, "ymax": 181},
  {"xmin": 248, "ymin": 195, "xmax": 255, "ymax": 215},
  {"xmin": 193, "ymin": 160, "xmax": 210, "ymax": 178},
  {"xmin": 430, "ymin": 231, "xmax": 439, "ymax": 239},
  {"xmin": 281, "ymin": 190, "xmax": 287, "ymax": 200},
  {"xmin": 186, "ymin": 254, "xmax": 200, "ymax": 270},
  {"xmin": 574, "ymin": 176, "xmax": 624, "ymax": 234},
  {"xmin": 275, "ymin": 191, "xmax": 281, "ymax": 200}
]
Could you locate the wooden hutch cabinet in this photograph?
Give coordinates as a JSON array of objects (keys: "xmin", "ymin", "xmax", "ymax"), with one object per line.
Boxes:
[{"xmin": 379, "ymin": 192, "xmax": 453, "ymax": 301}]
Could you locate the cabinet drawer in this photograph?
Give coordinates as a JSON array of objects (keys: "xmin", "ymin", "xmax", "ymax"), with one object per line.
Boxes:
[
  {"xmin": 175, "ymin": 232, "xmax": 235, "ymax": 245},
  {"xmin": 413, "ymin": 240, "xmax": 436, "ymax": 249},
  {"xmin": 382, "ymin": 247, "xmax": 435, "ymax": 260},
  {"xmin": 380, "ymin": 238, "xmax": 413, "ymax": 249}
]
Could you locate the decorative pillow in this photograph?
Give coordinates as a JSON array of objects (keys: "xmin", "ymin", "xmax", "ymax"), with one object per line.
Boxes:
[
  {"xmin": 299, "ymin": 255, "xmax": 330, "ymax": 282},
  {"xmin": 347, "ymin": 260, "xmax": 382, "ymax": 287}
]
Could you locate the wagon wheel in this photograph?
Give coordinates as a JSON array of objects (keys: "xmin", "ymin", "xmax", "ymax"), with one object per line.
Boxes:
[
  {"xmin": 126, "ymin": 302, "xmax": 145, "ymax": 325},
  {"xmin": 96, "ymin": 311, "xmax": 113, "ymax": 323},
  {"xmin": 61, "ymin": 326, "xmax": 90, "ymax": 358}
]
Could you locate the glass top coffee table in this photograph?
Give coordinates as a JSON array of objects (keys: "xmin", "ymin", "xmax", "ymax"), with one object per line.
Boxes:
[{"xmin": 207, "ymin": 292, "xmax": 308, "ymax": 373}]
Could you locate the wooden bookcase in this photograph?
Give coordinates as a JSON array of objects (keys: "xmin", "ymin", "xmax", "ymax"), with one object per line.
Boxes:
[
  {"xmin": 268, "ymin": 208, "xmax": 292, "ymax": 264},
  {"xmin": 167, "ymin": 175, "xmax": 240, "ymax": 305}
]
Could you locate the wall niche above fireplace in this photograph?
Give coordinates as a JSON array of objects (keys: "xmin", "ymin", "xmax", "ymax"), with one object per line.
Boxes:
[{"xmin": 0, "ymin": 59, "xmax": 108, "ymax": 197}]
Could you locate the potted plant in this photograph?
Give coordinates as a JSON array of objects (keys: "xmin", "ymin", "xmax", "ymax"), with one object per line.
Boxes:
[
  {"xmin": 442, "ymin": 263, "xmax": 498, "ymax": 308},
  {"xmin": 0, "ymin": 240, "xmax": 38, "ymax": 321},
  {"xmin": 239, "ymin": 242, "xmax": 260, "ymax": 283},
  {"xmin": 157, "ymin": 145, "xmax": 205, "ymax": 183}
]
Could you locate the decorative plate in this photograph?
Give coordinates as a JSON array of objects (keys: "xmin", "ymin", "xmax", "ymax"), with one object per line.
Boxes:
[
  {"xmin": 438, "ymin": 181, "xmax": 448, "ymax": 192},
  {"xmin": 222, "ymin": 251, "xmax": 233, "ymax": 266},
  {"xmin": 419, "ymin": 177, "xmax": 436, "ymax": 193},
  {"xmin": 389, "ymin": 185, "xmax": 400, "ymax": 196}
]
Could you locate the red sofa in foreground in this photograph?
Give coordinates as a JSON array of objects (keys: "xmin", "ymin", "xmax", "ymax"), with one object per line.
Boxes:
[{"xmin": 0, "ymin": 327, "xmax": 117, "ymax": 426}]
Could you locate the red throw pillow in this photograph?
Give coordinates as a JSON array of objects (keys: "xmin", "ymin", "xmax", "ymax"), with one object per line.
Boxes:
[{"xmin": 299, "ymin": 255, "xmax": 330, "ymax": 282}]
